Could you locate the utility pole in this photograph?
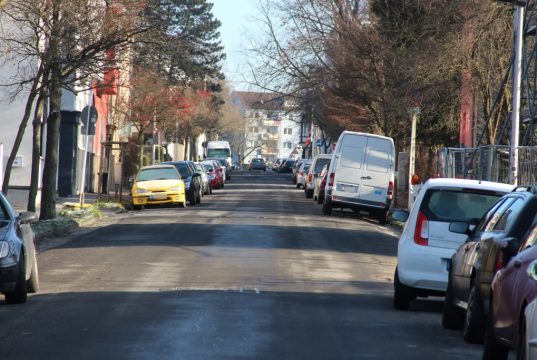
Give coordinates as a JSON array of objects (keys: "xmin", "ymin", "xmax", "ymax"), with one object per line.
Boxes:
[{"xmin": 510, "ymin": 4, "xmax": 524, "ymax": 186}]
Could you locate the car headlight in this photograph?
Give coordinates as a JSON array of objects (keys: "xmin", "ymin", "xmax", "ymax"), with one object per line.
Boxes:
[
  {"xmin": 168, "ymin": 186, "xmax": 182, "ymax": 192},
  {"xmin": 0, "ymin": 241, "xmax": 9, "ymax": 258},
  {"xmin": 136, "ymin": 188, "xmax": 149, "ymax": 194}
]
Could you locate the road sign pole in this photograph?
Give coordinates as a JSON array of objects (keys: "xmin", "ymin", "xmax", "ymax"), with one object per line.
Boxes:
[
  {"xmin": 79, "ymin": 91, "xmax": 93, "ymax": 207},
  {"xmin": 510, "ymin": 5, "xmax": 524, "ymax": 186}
]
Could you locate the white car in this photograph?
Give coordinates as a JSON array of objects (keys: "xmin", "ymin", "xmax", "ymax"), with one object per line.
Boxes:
[
  {"xmin": 392, "ymin": 178, "xmax": 514, "ymax": 310},
  {"xmin": 295, "ymin": 161, "xmax": 311, "ymax": 188}
]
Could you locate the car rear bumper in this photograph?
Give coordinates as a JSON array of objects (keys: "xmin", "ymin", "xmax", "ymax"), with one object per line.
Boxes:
[
  {"xmin": 326, "ymin": 193, "xmax": 390, "ymax": 211},
  {"xmin": 397, "ymin": 244, "xmax": 455, "ymax": 292},
  {"xmin": 132, "ymin": 191, "xmax": 185, "ymax": 206}
]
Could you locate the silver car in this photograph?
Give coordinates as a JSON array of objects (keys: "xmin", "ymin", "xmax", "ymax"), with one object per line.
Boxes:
[{"xmin": 295, "ymin": 161, "xmax": 311, "ymax": 188}]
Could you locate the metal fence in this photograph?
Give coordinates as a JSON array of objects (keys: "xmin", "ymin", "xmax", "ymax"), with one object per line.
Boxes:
[{"xmin": 436, "ymin": 145, "xmax": 537, "ymax": 185}]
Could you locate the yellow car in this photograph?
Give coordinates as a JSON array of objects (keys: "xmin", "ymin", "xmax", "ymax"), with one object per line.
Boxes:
[{"xmin": 131, "ymin": 165, "xmax": 187, "ymax": 210}]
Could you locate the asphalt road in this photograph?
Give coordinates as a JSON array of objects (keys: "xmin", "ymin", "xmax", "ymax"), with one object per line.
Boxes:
[{"xmin": 0, "ymin": 170, "xmax": 484, "ymax": 359}]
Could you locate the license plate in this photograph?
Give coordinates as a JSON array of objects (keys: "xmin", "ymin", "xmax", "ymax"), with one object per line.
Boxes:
[
  {"xmin": 336, "ymin": 184, "xmax": 358, "ymax": 193},
  {"xmin": 150, "ymin": 193, "xmax": 167, "ymax": 200}
]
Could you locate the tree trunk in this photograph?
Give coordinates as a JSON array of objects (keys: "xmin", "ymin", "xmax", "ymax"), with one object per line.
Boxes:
[
  {"xmin": 40, "ymin": 4, "xmax": 61, "ymax": 220},
  {"xmin": 27, "ymin": 90, "xmax": 46, "ymax": 212},
  {"xmin": 139, "ymin": 130, "xmax": 144, "ymax": 168},
  {"xmin": 2, "ymin": 67, "xmax": 42, "ymax": 194}
]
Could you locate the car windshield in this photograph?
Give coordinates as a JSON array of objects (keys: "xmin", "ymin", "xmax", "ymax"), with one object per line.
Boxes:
[
  {"xmin": 207, "ymin": 149, "xmax": 230, "ymax": 158},
  {"xmin": 422, "ymin": 189, "xmax": 503, "ymax": 222},
  {"xmin": 252, "ymin": 159, "xmax": 263, "ymax": 163},
  {"xmin": 171, "ymin": 163, "xmax": 191, "ymax": 178},
  {"xmin": 137, "ymin": 168, "xmax": 179, "ymax": 182}
]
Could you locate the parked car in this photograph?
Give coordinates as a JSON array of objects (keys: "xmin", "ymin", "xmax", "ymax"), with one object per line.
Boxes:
[
  {"xmin": 483, "ymin": 216, "xmax": 537, "ymax": 359},
  {"xmin": 0, "ymin": 194, "xmax": 39, "ymax": 304},
  {"xmin": 249, "ymin": 158, "xmax": 267, "ymax": 171},
  {"xmin": 295, "ymin": 161, "xmax": 312, "ymax": 188},
  {"xmin": 391, "ymin": 178, "xmax": 513, "ymax": 314},
  {"xmin": 442, "ymin": 186, "xmax": 536, "ymax": 343},
  {"xmin": 207, "ymin": 158, "xmax": 228, "ymax": 182},
  {"xmin": 131, "ymin": 165, "xmax": 187, "ymax": 209},
  {"xmin": 272, "ymin": 158, "xmax": 284, "ymax": 172},
  {"xmin": 293, "ymin": 159, "xmax": 306, "ymax": 184},
  {"xmin": 524, "ymin": 297, "xmax": 537, "ymax": 360},
  {"xmin": 194, "ymin": 162, "xmax": 211, "ymax": 195},
  {"xmin": 162, "ymin": 161, "xmax": 203, "ymax": 205},
  {"xmin": 203, "ymin": 160, "xmax": 224, "ymax": 189},
  {"xmin": 313, "ymin": 163, "xmax": 330, "ymax": 203},
  {"xmin": 322, "ymin": 131, "xmax": 395, "ymax": 223},
  {"xmin": 278, "ymin": 158, "xmax": 296, "ymax": 173},
  {"xmin": 304, "ymin": 154, "xmax": 331, "ymax": 199}
]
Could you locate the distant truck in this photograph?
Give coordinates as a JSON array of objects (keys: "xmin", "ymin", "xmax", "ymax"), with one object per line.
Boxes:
[{"xmin": 205, "ymin": 141, "xmax": 233, "ymax": 180}]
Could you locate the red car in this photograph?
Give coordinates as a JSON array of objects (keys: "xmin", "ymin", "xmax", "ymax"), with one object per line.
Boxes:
[
  {"xmin": 203, "ymin": 161, "xmax": 225, "ymax": 189},
  {"xmin": 484, "ymin": 220, "xmax": 537, "ymax": 359}
]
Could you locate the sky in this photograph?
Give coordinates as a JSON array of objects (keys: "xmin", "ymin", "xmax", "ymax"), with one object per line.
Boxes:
[{"xmin": 211, "ymin": 0, "xmax": 264, "ymax": 91}]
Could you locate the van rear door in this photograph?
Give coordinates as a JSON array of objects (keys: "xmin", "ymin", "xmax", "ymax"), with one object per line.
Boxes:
[
  {"xmin": 332, "ymin": 134, "xmax": 367, "ymax": 199},
  {"xmin": 358, "ymin": 137, "xmax": 394, "ymax": 206}
]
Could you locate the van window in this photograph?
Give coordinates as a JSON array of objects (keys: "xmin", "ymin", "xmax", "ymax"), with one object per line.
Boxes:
[
  {"xmin": 421, "ymin": 189, "xmax": 503, "ymax": 223},
  {"xmin": 340, "ymin": 146, "xmax": 365, "ymax": 169},
  {"xmin": 365, "ymin": 138, "xmax": 391, "ymax": 173},
  {"xmin": 339, "ymin": 134, "xmax": 367, "ymax": 170}
]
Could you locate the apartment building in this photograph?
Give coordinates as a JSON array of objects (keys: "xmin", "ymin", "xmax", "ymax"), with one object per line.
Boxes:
[{"xmin": 230, "ymin": 91, "xmax": 303, "ymax": 164}]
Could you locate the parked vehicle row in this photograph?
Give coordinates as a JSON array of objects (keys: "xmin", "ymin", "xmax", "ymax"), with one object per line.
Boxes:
[
  {"xmin": 284, "ymin": 131, "xmax": 396, "ymax": 224},
  {"xmin": 131, "ymin": 159, "xmax": 228, "ymax": 210},
  {"xmin": 392, "ymin": 181, "xmax": 537, "ymax": 358}
]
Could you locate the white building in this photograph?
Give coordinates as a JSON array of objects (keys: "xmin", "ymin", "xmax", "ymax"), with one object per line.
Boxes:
[{"xmin": 230, "ymin": 91, "xmax": 304, "ymax": 164}]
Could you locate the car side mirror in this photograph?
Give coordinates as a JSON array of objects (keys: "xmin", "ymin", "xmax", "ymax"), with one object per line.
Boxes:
[
  {"xmin": 498, "ymin": 237, "xmax": 519, "ymax": 267},
  {"xmin": 449, "ymin": 222, "xmax": 469, "ymax": 234},
  {"xmin": 391, "ymin": 210, "xmax": 409, "ymax": 223},
  {"xmin": 18, "ymin": 211, "xmax": 37, "ymax": 224}
]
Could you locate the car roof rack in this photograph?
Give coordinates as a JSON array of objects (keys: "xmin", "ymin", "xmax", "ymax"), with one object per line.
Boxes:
[{"xmin": 512, "ymin": 185, "xmax": 537, "ymax": 194}]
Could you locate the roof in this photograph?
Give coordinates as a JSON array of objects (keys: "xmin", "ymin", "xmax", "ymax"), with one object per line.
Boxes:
[{"xmin": 423, "ymin": 178, "xmax": 515, "ymax": 193}]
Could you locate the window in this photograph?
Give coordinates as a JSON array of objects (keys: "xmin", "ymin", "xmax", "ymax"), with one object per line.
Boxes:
[
  {"xmin": 284, "ymin": 142, "xmax": 292, "ymax": 149},
  {"xmin": 492, "ymin": 198, "xmax": 525, "ymax": 232},
  {"xmin": 422, "ymin": 189, "xmax": 505, "ymax": 223},
  {"xmin": 483, "ymin": 198, "xmax": 516, "ymax": 232},
  {"xmin": 284, "ymin": 128, "xmax": 293, "ymax": 135},
  {"xmin": 521, "ymin": 223, "xmax": 537, "ymax": 250}
]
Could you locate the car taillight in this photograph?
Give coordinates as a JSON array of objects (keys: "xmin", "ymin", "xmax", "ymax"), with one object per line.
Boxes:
[
  {"xmin": 308, "ymin": 174, "xmax": 312, "ymax": 182},
  {"xmin": 328, "ymin": 173, "xmax": 335, "ymax": 187},
  {"xmin": 388, "ymin": 181, "xmax": 394, "ymax": 198},
  {"xmin": 414, "ymin": 211, "xmax": 429, "ymax": 246},
  {"xmin": 299, "ymin": 171, "xmax": 303, "ymax": 176},
  {"xmin": 320, "ymin": 179, "xmax": 326, "ymax": 188},
  {"xmin": 495, "ymin": 251, "xmax": 503, "ymax": 272}
]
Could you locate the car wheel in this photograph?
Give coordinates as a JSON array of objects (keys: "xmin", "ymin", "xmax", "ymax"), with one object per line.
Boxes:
[
  {"xmin": 5, "ymin": 253, "xmax": 28, "ymax": 304},
  {"xmin": 133, "ymin": 204, "xmax": 142, "ymax": 211},
  {"xmin": 296, "ymin": 183, "xmax": 301, "ymax": 189},
  {"xmin": 196, "ymin": 189, "xmax": 202, "ymax": 204},
  {"xmin": 26, "ymin": 252, "xmax": 39, "ymax": 294},
  {"xmin": 463, "ymin": 282, "xmax": 486, "ymax": 343},
  {"xmin": 377, "ymin": 210, "xmax": 389, "ymax": 225},
  {"xmin": 482, "ymin": 306, "xmax": 509, "ymax": 360},
  {"xmin": 189, "ymin": 192, "xmax": 197, "ymax": 206},
  {"xmin": 442, "ymin": 271, "xmax": 464, "ymax": 330},
  {"xmin": 517, "ymin": 315, "xmax": 527, "ymax": 360},
  {"xmin": 313, "ymin": 194, "xmax": 317, "ymax": 201},
  {"xmin": 179, "ymin": 199, "xmax": 187, "ymax": 208},
  {"xmin": 306, "ymin": 189, "xmax": 314, "ymax": 199},
  {"xmin": 322, "ymin": 200, "xmax": 332, "ymax": 215},
  {"xmin": 393, "ymin": 268, "xmax": 414, "ymax": 310},
  {"xmin": 209, "ymin": 185, "xmax": 212, "ymax": 195}
]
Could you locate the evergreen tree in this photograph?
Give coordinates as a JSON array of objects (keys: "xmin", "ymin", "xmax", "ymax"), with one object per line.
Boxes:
[{"xmin": 136, "ymin": 0, "xmax": 226, "ymax": 84}]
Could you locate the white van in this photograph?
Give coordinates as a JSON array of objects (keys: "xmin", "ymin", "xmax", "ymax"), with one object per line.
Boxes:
[{"xmin": 322, "ymin": 131, "xmax": 395, "ymax": 223}]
